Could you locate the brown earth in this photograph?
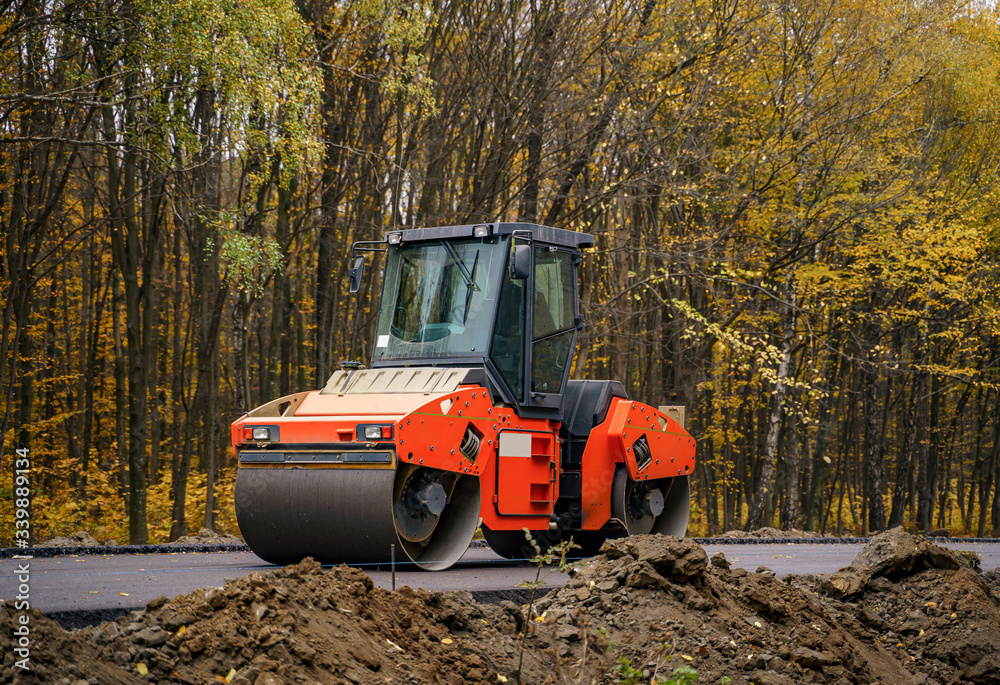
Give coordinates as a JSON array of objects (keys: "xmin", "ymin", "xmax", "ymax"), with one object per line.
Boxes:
[
  {"xmin": 36, "ymin": 531, "xmax": 113, "ymax": 548},
  {"xmin": 3, "ymin": 528, "xmax": 1000, "ymax": 684},
  {"xmin": 716, "ymin": 527, "xmax": 821, "ymax": 539},
  {"xmin": 164, "ymin": 528, "xmax": 243, "ymax": 546},
  {"xmin": 36, "ymin": 528, "xmax": 241, "ymax": 548}
]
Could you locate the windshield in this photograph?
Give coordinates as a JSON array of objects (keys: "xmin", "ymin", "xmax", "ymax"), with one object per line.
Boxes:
[{"xmin": 374, "ymin": 237, "xmax": 505, "ymax": 360}]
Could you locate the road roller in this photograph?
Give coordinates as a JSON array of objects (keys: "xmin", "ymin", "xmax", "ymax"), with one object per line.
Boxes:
[{"xmin": 231, "ymin": 222, "xmax": 696, "ymax": 570}]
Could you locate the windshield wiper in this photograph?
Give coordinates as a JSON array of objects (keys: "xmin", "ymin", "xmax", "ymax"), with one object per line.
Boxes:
[{"xmin": 440, "ymin": 240, "xmax": 477, "ymax": 290}]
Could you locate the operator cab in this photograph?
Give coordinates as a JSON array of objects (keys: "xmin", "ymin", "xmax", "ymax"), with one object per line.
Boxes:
[{"xmin": 350, "ymin": 223, "xmax": 593, "ymax": 418}]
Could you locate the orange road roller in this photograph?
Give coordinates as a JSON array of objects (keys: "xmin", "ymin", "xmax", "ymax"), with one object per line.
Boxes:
[{"xmin": 231, "ymin": 223, "xmax": 696, "ymax": 569}]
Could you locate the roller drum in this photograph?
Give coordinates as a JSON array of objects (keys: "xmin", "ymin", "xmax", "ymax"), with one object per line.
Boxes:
[
  {"xmin": 236, "ymin": 467, "xmax": 397, "ymax": 565},
  {"xmin": 612, "ymin": 468, "xmax": 690, "ymax": 537},
  {"xmin": 650, "ymin": 475, "xmax": 690, "ymax": 537},
  {"xmin": 235, "ymin": 466, "xmax": 480, "ymax": 570}
]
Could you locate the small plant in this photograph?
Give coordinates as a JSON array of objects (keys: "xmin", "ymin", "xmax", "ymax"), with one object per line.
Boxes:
[
  {"xmin": 613, "ymin": 655, "xmax": 646, "ymax": 684},
  {"xmin": 511, "ymin": 529, "xmax": 579, "ymax": 684},
  {"xmin": 613, "ymin": 646, "xmax": 701, "ymax": 685}
]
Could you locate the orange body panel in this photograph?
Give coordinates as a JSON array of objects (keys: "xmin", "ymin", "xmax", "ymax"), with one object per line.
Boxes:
[
  {"xmin": 233, "ymin": 385, "xmax": 561, "ymax": 532},
  {"xmin": 394, "ymin": 386, "xmax": 559, "ymax": 531},
  {"xmin": 579, "ymin": 398, "xmax": 696, "ymax": 530},
  {"xmin": 295, "ymin": 391, "xmax": 452, "ymax": 417}
]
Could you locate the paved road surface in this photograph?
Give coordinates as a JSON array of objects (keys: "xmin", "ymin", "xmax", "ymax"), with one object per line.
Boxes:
[{"xmin": 2, "ymin": 541, "xmax": 997, "ymax": 616}]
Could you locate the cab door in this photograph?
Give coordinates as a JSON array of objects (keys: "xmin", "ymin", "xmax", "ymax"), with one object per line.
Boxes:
[{"xmin": 526, "ymin": 246, "xmax": 579, "ymax": 409}]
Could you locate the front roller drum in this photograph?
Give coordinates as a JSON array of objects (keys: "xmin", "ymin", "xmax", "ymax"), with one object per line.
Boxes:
[{"xmin": 235, "ymin": 465, "xmax": 480, "ymax": 570}]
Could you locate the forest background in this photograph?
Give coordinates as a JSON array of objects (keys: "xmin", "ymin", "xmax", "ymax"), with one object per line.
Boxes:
[{"xmin": 3, "ymin": 0, "xmax": 1000, "ymax": 545}]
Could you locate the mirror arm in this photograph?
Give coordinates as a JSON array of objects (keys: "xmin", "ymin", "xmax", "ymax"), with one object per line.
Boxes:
[{"xmin": 348, "ymin": 240, "xmax": 388, "ymax": 294}]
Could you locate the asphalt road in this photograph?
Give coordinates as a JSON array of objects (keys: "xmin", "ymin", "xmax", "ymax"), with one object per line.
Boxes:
[{"xmin": 2, "ymin": 541, "xmax": 998, "ymax": 617}]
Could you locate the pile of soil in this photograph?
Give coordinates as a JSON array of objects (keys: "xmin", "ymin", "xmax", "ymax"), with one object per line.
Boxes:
[
  {"xmin": 35, "ymin": 528, "xmax": 242, "ymax": 549},
  {"xmin": 36, "ymin": 531, "xmax": 115, "ymax": 548},
  {"xmin": 717, "ymin": 527, "xmax": 821, "ymax": 539},
  {"xmin": 165, "ymin": 528, "xmax": 242, "ymax": 546},
  {"xmin": 3, "ymin": 528, "xmax": 998, "ymax": 684}
]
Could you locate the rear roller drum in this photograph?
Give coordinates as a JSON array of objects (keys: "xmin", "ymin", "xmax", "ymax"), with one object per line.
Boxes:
[
  {"xmin": 481, "ymin": 525, "xmax": 565, "ymax": 561},
  {"xmin": 611, "ymin": 468, "xmax": 689, "ymax": 537},
  {"xmin": 482, "ymin": 525, "xmax": 607, "ymax": 560}
]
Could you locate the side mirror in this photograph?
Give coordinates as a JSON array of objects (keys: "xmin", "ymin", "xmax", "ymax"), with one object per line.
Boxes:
[
  {"xmin": 348, "ymin": 255, "xmax": 365, "ymax": 293},
  {"xmin": 510, "ymin": 244, "xmax": 531, "ymax": 280}
]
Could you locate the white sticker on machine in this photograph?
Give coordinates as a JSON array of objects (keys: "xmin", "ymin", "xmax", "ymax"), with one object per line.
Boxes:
[
  {"xmin": 376, "ymin": 334, "xmax": 390, "ymax": 348},
  {"xmin": 498, "ymin": 432, "xmax": 532, "ymax": 458}
]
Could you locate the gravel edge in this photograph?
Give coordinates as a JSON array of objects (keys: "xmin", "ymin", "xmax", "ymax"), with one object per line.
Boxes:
[{"xmin": 4, "ymin": 536, "xmax": 999, "ymax": 559}]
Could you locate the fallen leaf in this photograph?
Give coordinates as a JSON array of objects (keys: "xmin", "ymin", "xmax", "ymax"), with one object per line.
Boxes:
[
  {"xmin": 386, "ymin": 639, "xmax": 404, "ymax": 653},
  {"xmin": 681, "ymin": 654, "xmax": 693, "ymax": 661},
  {"xmin": 177, "ymin": 625, "xmax": 186, "ymax": 636},
  {"xmin": 88, "ymin": 591, "xmax": 99, "ymax": 594},
  {"xmin": 225, "ymin": 667, "xmax": 236, "ymax": 682},
  {"xmin": 497, "ymin": 676, "xmax": 508, "ymax": 683},
  {"xmin": 136, "ymin": 663, "xmax": 148, "ymax": 676},
  {"xmin": 441, "ymin": 638, "xmax": 453, "ymax": 644}
]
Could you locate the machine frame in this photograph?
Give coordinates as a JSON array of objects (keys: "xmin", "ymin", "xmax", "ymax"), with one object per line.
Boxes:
[{"xmin": 231, "ymin": 223, "xmax": 696, "ymax": 569}]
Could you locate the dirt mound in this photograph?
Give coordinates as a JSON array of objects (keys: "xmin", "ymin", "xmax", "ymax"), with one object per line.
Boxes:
[
  {"xmin": 3, "ymin": 529, "xmax": 998, "ymax": 684},
  {"xmin": 36, "ymin": 531, "xmax": 114, "ymax": 547},
  {"xmin": 983, "ymin": 568, "xmax": 1000, "ymax": 597},
  {"xmin": 818, "ymin": 526, "xmax": 963, "ymax": 599},
  {"xmin": 718, "ymin": 527, "xmax": 821, "ymax": 539},
  {"xmin": 165, "ymin": 527, "xmax": 242, "ymax": 545}
]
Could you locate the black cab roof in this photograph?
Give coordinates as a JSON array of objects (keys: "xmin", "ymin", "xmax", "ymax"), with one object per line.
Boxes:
[{"xmin": 384, "ymin": 222, "xmax": 595, "ymax": 249}]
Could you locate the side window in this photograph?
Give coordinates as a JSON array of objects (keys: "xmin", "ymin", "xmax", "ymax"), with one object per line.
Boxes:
[
  {"xmin": 532, "ymin": 248, "xmax": 575, "ymax": 394},
  {"xmin": 490, "ymin": 259, "xmax": 526, "ymax": 401},
  {"xmin": 533, "ymin": 247, "xmax": 573, "ymax": 336}
]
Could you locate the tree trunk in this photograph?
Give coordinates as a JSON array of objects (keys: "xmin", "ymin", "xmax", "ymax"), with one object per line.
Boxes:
[
  {"xmin": 889, "ymin": 370, "xmax": 925, "ymax": 526},
  {"xmin": 863, "ymin": 355, "xmax": 887, "ymax": 532},
  {"xmin": 782, "ymin": 414, "xmax": 801, "ymax": 530},
  {"xmin": 918, "ymin": 373, "xmax": 941, "ymax": 531},
  {"xmin": 112, "ymin": 275, "xmax": 129, "ymax": 502},
  {"xmin": 746, "ymin": 272, "xmax": 796, "ymax": 530}
]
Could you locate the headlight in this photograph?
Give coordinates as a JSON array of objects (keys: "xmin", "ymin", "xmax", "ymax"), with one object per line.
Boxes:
[
  {"xmin": 358, "ymin": 424, "xmax": 393, "ymax": 441},
  {"xmin": 241, "ymin": 425, "xmax": 278, "ymax": 443}
]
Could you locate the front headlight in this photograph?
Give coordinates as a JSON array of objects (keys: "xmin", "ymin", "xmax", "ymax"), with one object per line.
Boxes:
[{"xmin": 358, "ymin": 424, "xmax": 393, "ymax": 441}]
